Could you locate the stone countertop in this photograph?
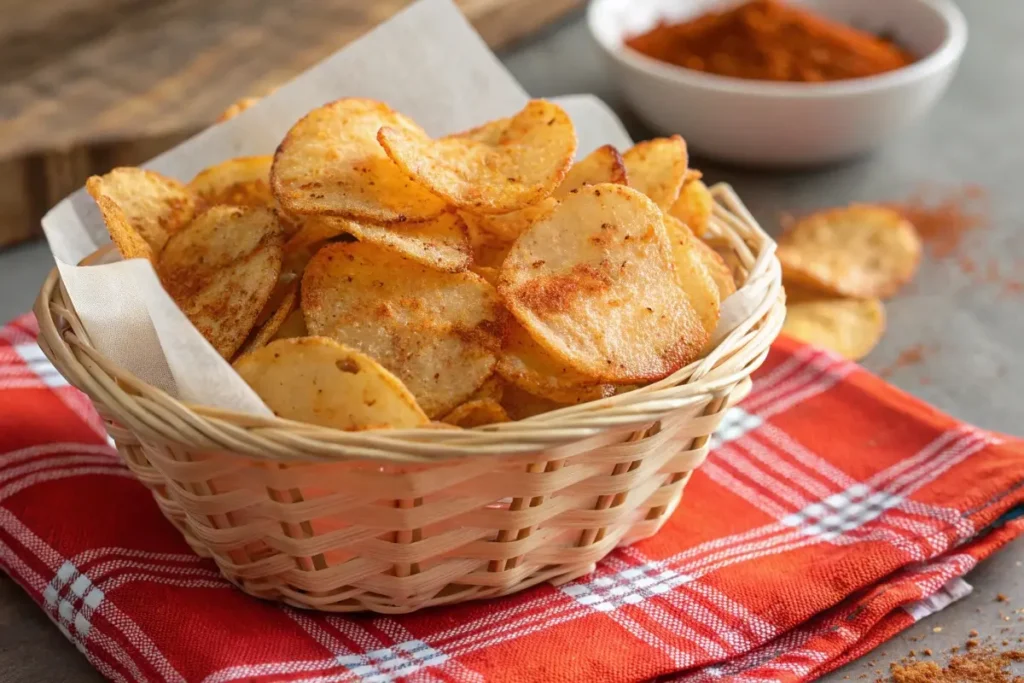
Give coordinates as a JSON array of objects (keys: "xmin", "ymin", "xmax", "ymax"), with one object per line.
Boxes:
[{"xmin": 0, "ymin": 0, "xmax": 1021, "ymax": 680}]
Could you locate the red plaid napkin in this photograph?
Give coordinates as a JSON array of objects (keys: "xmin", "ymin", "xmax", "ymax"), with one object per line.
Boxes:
[{"xmin": 1, "ymin": 312, "xmax": 1022, "ymax": 683}]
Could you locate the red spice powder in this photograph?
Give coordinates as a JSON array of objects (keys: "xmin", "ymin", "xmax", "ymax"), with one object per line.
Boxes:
[
  {"xmin": 879, "ymin": 344, "xmax": 933, "ymax": 379},
  {"xmin": 885, "ymin": 185, "xmax": 989, "ymax": 260}
]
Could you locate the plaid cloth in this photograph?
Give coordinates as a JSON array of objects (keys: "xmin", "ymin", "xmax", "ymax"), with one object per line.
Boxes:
[{"xmin": 0, "ymin": 312, "xmax": 1021, "ymax": 683}]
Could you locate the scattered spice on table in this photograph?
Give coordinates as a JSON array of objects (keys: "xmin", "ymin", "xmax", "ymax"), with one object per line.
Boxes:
[
  {"xmin": 625, "ymin": 0, "xmax": 914, "ymax": 83},
  {"xmin": 879, "ymin": 344, "xmax": 934, "ymax": 379},
  {"xmin": 884, "ymin": 641, "xmax": 1024, "ymax": 682},
  {"xmin": 885, "ymin": 185, "xmax": 989, "ymax": 261}
]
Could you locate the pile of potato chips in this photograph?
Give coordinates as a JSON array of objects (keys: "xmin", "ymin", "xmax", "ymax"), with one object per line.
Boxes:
[
  {"xmin": 84, "ymin": 98, "xmax": 738, "ymax": 431},
  {"xmin": 778, "ymin": 204, "xmax": 922, "ymax": 360}
]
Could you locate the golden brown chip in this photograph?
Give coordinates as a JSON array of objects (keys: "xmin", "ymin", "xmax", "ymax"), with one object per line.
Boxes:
[
  {"xmin": 500, "ymin": 384, "xmax": 568, "ymax": 420},
  {"xmin": 440, "ymin": 398, "xmax": 510, "ymax": 428},
  {"xmin": 302, "ymin": 241, "xmax": 504, "ymax": 417},
  {"xmin": 695, "ymin": 238, "xmax": 739, "ymax": 301},
  {"xmin": 622, "ymin": 136, "xmax": 689, "ymax": 211},
  {"xmin": 776, "ymin": 205, "xmax": 921, "ymax": 299},
  {"xmin": 92, "ymin": 195, "xmax": 156, "ymax": 264},
  {"xmin": 273, "ymin": 308, "xmax": 308, "ymax": 341},
  {"xmin": 499, "ymin": 184, "xmax": 707, "ymax": 383},
  {"xmin": 554, "ymin": 145, "xmax": 628, "ymax": 199},
  {"xmin": 160, "ymin": 206, "xmax": 283, "ymax": 358},
  {"xmin": 86, "ymin": 168, "xmax": 196, "ymax": 253},
  {"xmin": 291, "ymin": 214, "xmax": 471, "ymax": 273},
  {"xmin": 497, "ymin": 321, "xmax": 611, "ymax": 404},
  {"xmin": 782, "ymin": 298, "xmax": 886, "ymax": 361},
  {"xmin": 669, "ymin": 172, "xmax": 713, "ymax": 237},
  {"xmin": 190, "ymin": 156, "xmax": 274, "ymax": 209},
  {"xmin": 217, "ymin": 96, "xmax": 261, "ymax": 122},
  {"xmin": 470, "ymin": 374, "xmax": 505, "ymax": 402},
  {"xmin": 378, "ymin": 100, "xmax": 576, "ymax": 214},
  {"xmin": 663, "ymin": 215, "xmax": 721, "ymax": 337},
  {"xmin": 471, "ymin": 265, "xmax": 500, "ymax": 287},
  {"xmin": 237, "ymin": 282, "xmax": 299, "ymax": 357},
  {"xmin": 234, "ymin": 337, "xmax": 428, "ymax": 430},
  {"xmin": 462, "ymin": 198, "xmax": 558, "ymax": 269},
  {"xmin": 271, "ymin": 98, "xmax": 448, "ymax": 223}
]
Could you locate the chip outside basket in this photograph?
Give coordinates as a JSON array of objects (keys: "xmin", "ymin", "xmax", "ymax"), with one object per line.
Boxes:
[{"xmin": 34, "ymin": 184, "xmax": 784, "ymax": 613}]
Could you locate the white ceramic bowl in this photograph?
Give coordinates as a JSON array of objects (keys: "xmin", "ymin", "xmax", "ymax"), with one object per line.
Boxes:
[{"xmin": 588, "ymin": 0, "xmax": 968, "ymax": 167}]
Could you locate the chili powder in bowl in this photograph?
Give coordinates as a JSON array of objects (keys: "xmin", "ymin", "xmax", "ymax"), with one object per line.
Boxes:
[{"xmin": 587, "ymin": 0, "xmax": 967, "ymax": 167}]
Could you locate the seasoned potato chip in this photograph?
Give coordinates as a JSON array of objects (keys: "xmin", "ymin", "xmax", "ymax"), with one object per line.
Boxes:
[
  {"xmin": 499, "ymin": 184, "xmax": 707, "ymax": 382},
  {"xmin": 302, "ymin": 242, "xmax": 504, "ymax": 417},
  {"xmin": 160, "ymin": 206, "xmax": 283, "ymax": 358},
  {"xmin": 217, "ymin": 96, "xmax": 261, "ymax": 122},
  {"xmin": 776, "ymin": 205, "xmax": 921, "ymax": 299},
  {"xmin": 500, "ymin": 384, "xmax": 568, "ymax": 420},
  {"xmin": 190, "ymin": 156, "xmax": 304, "ymax": 238},
  {"xmin": 441, "ymin": 398, "xmax": 510, "ymax": 428},
  {"xmin": 234, "ymin": 337, "xmax": 428, "ymax": 430},
  {"xmin": 497, "ymin": 321, "xmax": 611, "ymax": 404},
  {"xmin": 695, "ymin": 237, "xmax": 738, "ymax": 301},
  {"xmin": 272, "ymin": 98, "xmax": 448, "ymax": 223},
  {"xmin": 782, "ymin": 298, "xmax": 885, "ymax": 361},
  {"xmin": 471, "ymin": 265, "xmax": 500, "ymax": 287},
  {"xmin": 663, "ymin": 215, "xmax": 721, "ymax": 336},
  {"xmin": 462, "ymin": 198, "xmax": 558, "ymax": 269},
  {"xmin": 378, "ymin": 100, "xmax": 576, "ymax": 214},
  {"xmin": 622, "ymin": 136, "xmax": 689, "ymax": 211},
  {"xmin": 190, "ymin": 156, "xmax": 274, "ymax": 209},
  {"xmin": 92, "ymin": 195, "xmax": 155, "ymax": 264},
  {"xmin": 554, "ymin": 145, "xmax": 628, "ymax": 199},
  {"xmin": 273, "ymin": 308, "xmax": 308, "ymax": 341},
  {"xmin": 237, "ymin": 283, "xmax": 298, "ymax": 357},
  {"xmin": 470, "ymin": 374, "xmax": 505, "ymax": 402},
  {"xmin": 291, "ymin": 214, "xmax": 471, "ymax": 273},
  {"xmin": 669, "ymin": 172, "xmax": 713, "ymax": 237},
  {"xmin": 86, "ymin": 168, "xmax": 196, "ymax": 253}
]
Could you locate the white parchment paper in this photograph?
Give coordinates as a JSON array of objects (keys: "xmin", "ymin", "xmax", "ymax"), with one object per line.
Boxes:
[{"xmin": 39, "ymin": 0, "xmax": 717, "ymax": 415}]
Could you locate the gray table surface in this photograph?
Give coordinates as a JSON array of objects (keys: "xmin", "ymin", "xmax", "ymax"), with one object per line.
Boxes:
[{"xmin": 0, "ymin": 1, "xmax": 1021, "ymax": 680}]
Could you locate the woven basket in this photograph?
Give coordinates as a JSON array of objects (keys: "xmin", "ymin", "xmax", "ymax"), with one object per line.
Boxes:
[{"xmin": 34, "ymin": 183, "xmax": 784, "ymax": 613}]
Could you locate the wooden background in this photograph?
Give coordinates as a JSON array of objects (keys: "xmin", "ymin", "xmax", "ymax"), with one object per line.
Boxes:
[{"xmin": 0, "ymin": 0, "xmax": 583, "ymax": 248}]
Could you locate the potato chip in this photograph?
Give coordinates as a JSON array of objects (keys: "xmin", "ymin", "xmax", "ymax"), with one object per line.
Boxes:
[
  {"xmin": 86, "ymin": 168, "xmax": 196, "ymax": 253},
  {"xmin": 160, "ymin": 206, "xmax": 283, "ymax": 358},
  {"xmin": 441, "ymin": 398, "xmax": 510, "ymax": 428},
  {"xmin": 462, "ymin": 197, "xmax": 558, "ymax": 269},
  {"xmin": 237, "ymin": 282, "xmax": 298, "ymax": 357},
  {"xmin": 497, "ymin": 321, "xmax": 611, "ymax": 404},
  {"xmin": 499, "ymin": 184, "xmax": 707, "ymax": 382},
  {"xmin": 273, "ymin": 308, "xmax": 308, "ymax": 341},
  {"xmin": 622, "ymin": 136, "xmax": 689, "ymax": 211},
  {"xmin": 190, "ymin": 156, "xmax": 273, "ymax": 208},
  {"xmin": 776, "ymin": 205, "xmax": 921, "ymax": 299},
  {"xmin": 471, "ymin": 265, "xmax": 500, "ymax": 287},
  {"xmin": 663, "ymin": 215, "xmax": 721, "ymax": 336},
  {"xmin": 695, "ymin": 237, "xmax": 738, "ymax": 301},
  {"xmin": 302, "ymin": 241, "xmax": 504, "ymax": 417},
  {"xmin": 669, "ymin": 172, "xmax": 713, "ymax": 237},
  {"xmin": 272, "ymin": 98, "xmax": 448, "ymax": 223},
  {"xmin": 500, "ymin": 384, "xmax": 567, "ymax": 420},
  {"xmin": 189, "ymin": 156, "xmax": 305, "ymax": 238},
  {"xmin": 291, "ymin": 214, "xmax": 471, "ymax": 273},
  {"xmin": 217, "ymin": 96, "xmax": 261, "ymax": 122},
  {"xmin": 92, "ymin": 195, "xmax": 156, "ymax": 264},
  {"xmin": 782, "ymin": 298, "xmax": 886, "ymax": 361},
  {"xmin": 378, "ymin": 100, "xmax": 576, "ymax": 214},
  {"xmin": 554, "ymin": 145, "xmax": 628, "ymax": 199},
  {"xmin": 234, "ymin": 337, "xmax": 428, "ymax": 430},
  {"xmin": 470, "ymin": 374, "xmax": 505, "ymax": 402}
]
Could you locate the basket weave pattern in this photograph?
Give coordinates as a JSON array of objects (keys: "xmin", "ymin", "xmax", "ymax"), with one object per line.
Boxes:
[{"xmin": 36, "ymin": 184, "xmax": 784, "ymax": 613}]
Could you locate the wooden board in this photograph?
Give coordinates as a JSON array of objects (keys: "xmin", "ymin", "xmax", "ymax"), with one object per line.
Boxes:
[{"xmin": 0, "ymin": 0, "xmax": 582, "ymax": 248}]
